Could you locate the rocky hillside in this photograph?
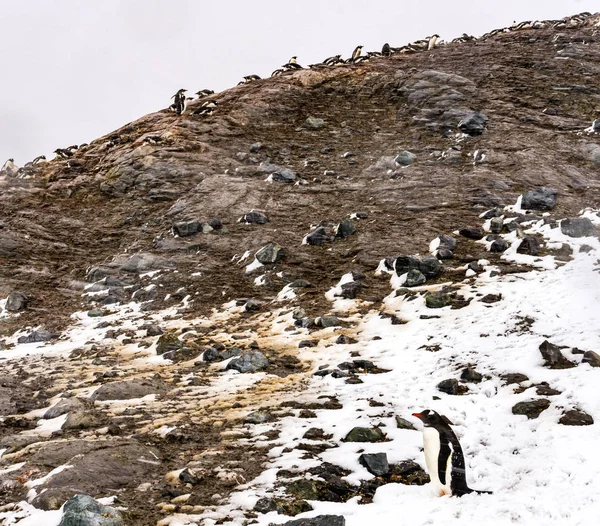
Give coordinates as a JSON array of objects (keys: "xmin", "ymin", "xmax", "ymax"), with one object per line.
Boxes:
[{"xmin": 1, "ymin": 12, "xmax": 600, "ymax": 526}]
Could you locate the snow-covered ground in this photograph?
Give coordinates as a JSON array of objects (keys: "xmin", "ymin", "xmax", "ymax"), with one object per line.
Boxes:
[{"xmin": 1, "ymin": 207, "xmax": 599, "ymax": 526}]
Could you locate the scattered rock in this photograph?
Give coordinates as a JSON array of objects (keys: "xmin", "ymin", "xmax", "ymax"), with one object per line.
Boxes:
[
  {"xmin": 458, "ymin": 112, "xmax": 488, "ymax": 135},
  {"xmin": 425, "ymin": 291, "xmax": 453, "ymax": 309},
  {"xmin": 226, "ymin": 350, "xmax": 269, "ymax": 373},
  {"xmin": 17, "ymin": 329, "xmax": 58, "ymax": 344},
  {"xmin": 459, "ymin": 226, "xmax": 485, "ymax": 240},
  {"xmin": 480, "ymin": 293, "xmax": 502, "ymax": 303},
  {"xmin": 394, "ymin": 151, "xmax": 416, "ymax": 166},
  {"xmin": 490, "ymin": 238, "xmax": 508, "ymax": 253},
  {"xmin": 512, "ymin": 399, "xmax": 551, "ymax": 419},
  {"xmin": 306, "ymin": 227, "xmax": 332, "ymax": 245},
  {"xmin": 539, "ymin": 340, "xmax": 576, "ymax": 369},
  {"xmin": 395, "ymin": 415, "xmax": 417, "ymax": 430},
  {"xmin": 559, "ymin": 410, "xmax": 594, "ymax": 426},
  {"xmin": 90, "ymin": 379, "xmax": 160, "ymax": 402},
  {"xmin": 405, "ymin": 269, "xmax": 426, "ymax": 287},
  {"xmin": 560, "ymin": 217, "xmax": 595, "ymax": 238},
  {"xmin": 490, "ymin": 217, "xmax": 504, "ymax": 234},
  {"xmin": 5, "ymin": 291, "xmax": 28, "ymax": 312},
  {"xmin": 245, "ymin": 411, "xmax": 273, "ymax": 424},
  {"xmin": 535, "ymin": 383, "xmax": 561, "ymax": 396},
  {"xmin": 305, "ymin": 117, "xmax": 326, "ymax": 130},
  {"xmin": 256, "ymin": 242, "xmax": 285, "ymax": 264},
  {"xmin": 582, "ymin": 350, "xmax": 600, "ymax": 367},
  {"xmin": 317, "ymin": 315, "xmax": 341, "ymax": 328},
  {"xmin": 299, "ymin": 340, "xmax": 319, "ymax": 348},
  {"xmin": 460, "ymin": 367, "xmax": 483, "ymax": 383},
  {"xmin": 58, "ymin": 494, "xmax": 123, "ymax": 526},
  {"xmin": 240, "ymin": 210, "xmax": 269, "ymax": 224},
  {"xmin": 344, "ymin": 427, "xmax": 385, "ymax": 442},
  {"xmin": 436, "ymin": 248, "xmax": 453, "ymax": 260},
  {"xmin": 501, "ymin": 373, "xmax": 529, "ymax": 385},
  {"xmin": 156, "ymin": 331, "xmax": 183, "ymax": 355},
  {"xmin": 517, "ymin": 236, "xmax": 541, "ymax": 256},
  {"xmin": 173, "ymin": 220, "xmax": 201, "ymax": 237},
  {"xmin": 279, "ymin": 516, "xmax": 345, "ymax": 526},
  {"xmin": 521, "ymin": 188, "xmax": 558, "ymax": 211},
  {"xmin": 335, "ymin": 219, "xmax": 356, "ymax": 239},
  {"xmin": 436, "ymin": 378, "xmax": 467, "ymax": 395},
  {"xmin": 419, "ymin": 255, "xmax": 442, "ymax": 279},
  {"xmin": 203, "ymin": 346, "xmax": 242, "ymax": 362},
  {"xmin": 340, "ymin": 281, "xmax": 363, "ymax": 299},
  {"xmin": 359, "ymin": 453, "xmax": 390, "ymax": 476},
  {"xmin": 394, "ymin": 256, "xmax": 421, "ymax": 275}
]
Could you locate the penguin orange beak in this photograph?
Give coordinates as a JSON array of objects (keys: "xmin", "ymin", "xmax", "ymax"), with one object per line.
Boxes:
[{"xmin": 412, "ymin": 412, "xmax": 423, "ymax": 419}]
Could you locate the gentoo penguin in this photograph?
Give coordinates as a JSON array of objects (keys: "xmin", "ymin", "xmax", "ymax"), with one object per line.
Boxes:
[
  {"xmin": 1, "ymin": 158, "xmax": 18, "ymax": 175},
  {"xmin": 271, "ymin": 68, "xmax": 284, "ymax": 76},
  {"xmin": 32, "ymin": 155, "xmax": 46, "ymax": 164},
  {"xmin": 54, "ymin": 148, "xmax": 73, "ymax": 159},
  {"xmin": 412, "ymin": 409, "xmax": 492, "ymax": 497},
  {"xmin": 323, "ymin": 54, "xmax": 342, "ymax": 66},
  {"xmin": 283, "ymin": 57, "xmax": 303, "ymax": 70},
  {"xmin": 196, "ymin": 89, "xmax": 214, "ymax": 98},
  {"xmin": 351, "ymin": 45, "xmax": 363, "ymax": 61},
  {"xmin": 382, "ymin": 43, "xmax": 391, "ymax": 56},
  {"xmin": 171, "ymin": 88, "xmax": 187, "ymax": 115},
  {"xmin": 427, "ymin": 34, "xmax": 440, "ymax": 50}
]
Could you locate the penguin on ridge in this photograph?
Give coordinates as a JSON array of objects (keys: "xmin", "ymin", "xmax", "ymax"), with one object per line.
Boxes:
[
  {"xmin": 382, "ymin": 43, "xmax": 391, "ymax": 56},
  {"xmin": 32, "ymin": 155, "xmax": 46, "ymax": 164},
  {"xmin": 54, "ymin": 148, "xmax": 73, "ymax": 159},
  {"xmin": 350, "ymin": 45, "xmax": 363, "ymax": 62},
  {"xmin": 1, "ymin": 158, "xmax": 18, "ymax": 176},
  {"xmin": 170, "ymin": 88, "xmax": 187, "ymax": 115},
  {"xmin": 412, "ymin": 409, "xmax": 492, "ymax": 497},
  {"xmin": 196, "ymin": 89, "xmax": 214, "ymax": 98}
]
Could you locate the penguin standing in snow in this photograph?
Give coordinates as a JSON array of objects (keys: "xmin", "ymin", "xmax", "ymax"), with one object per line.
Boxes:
[{"xmin": 412, "ymin": 409, "xmax": 492, "ymax": 497}]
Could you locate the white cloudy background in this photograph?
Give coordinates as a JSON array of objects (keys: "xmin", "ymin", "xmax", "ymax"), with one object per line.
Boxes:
[{"xmin": 0, "ymin": 0, "xmax": 597, "ymax": 164}]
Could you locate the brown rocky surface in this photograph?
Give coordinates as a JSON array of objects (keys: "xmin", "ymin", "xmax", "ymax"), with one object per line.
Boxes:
[{"xmin": 1, "ymin": 13, "xmax": 600, "ymax": 526}]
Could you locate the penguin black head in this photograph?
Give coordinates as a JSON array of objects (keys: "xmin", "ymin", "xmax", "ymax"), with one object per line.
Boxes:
[{"xmin": 412, "ymin": 409, "xmax": 454, "ymax": 428}]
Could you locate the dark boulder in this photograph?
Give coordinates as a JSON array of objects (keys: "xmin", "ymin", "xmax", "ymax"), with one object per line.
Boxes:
[
  {"xmin": 490, "ymin": 217, "xmax": 504, "ymax": 234},
  {"xmin": 458, "ymin": 112, "xmax": 488, "ymax": 135},
  {"xmin": 306, "ymin": 226, "xmax": 331, "ymax": 245},
  {"xmin": 17, "ymin": 329, "xmax": 58, "ymax": 344},
  {"xmin": 58, "ymin": 494, "xmax": 122, "ymax": 526},
  {"xmin": 490, "ymin": 238, "xmax": 509, "ymax": 253},
  {"xmin": 459, "ymin": 226, "xmax": 485, "ymax": 240},
  {"xmin": 460, "ymin": 367, "xmax": 483, "ymax": 383},
  {"xmin": 539, "ymin": 340, "xmax": 576, "ymax": 369},
  {"xmin": 560, "ymin": 218, "xmax": 594, "ymax": 238},
  {"xmin": 394, "ymin": 256, "xmax": 421, "ymax": 275},
  {"xmin": 405, "ymin": 269, "xmax": 426, "ymax": 287},
  {"xmin": 335, "ymin": 219, "xmax": 356, "ymax": 239},
  {"xmin": 6, "ymin": 290, "xmax": 28, "ymax": 312},
  {"xmin": 240, "ymin": 210, "xmax": 269, "ymax": 224},
  {"xmin": 359, "ymin": 453, "xmax": 390, "ymax": 476},
  {"xmin": 559, "ymin": 410, "xmax": 594, "ymax": 426},
  {"xmin": 425, "ymin": 291, "xmax": 453, "ymax": 309},
  {"xmin": 437, "ymin": 378, "xmax": 467, "ymax": 395},
  {"xmin": 173, "ymin": 220, "xmax": 201, "ymax": 237},
  {"xmin": 394, "ymin": 151, "xmax": 416, "ymax": 166},
  {"xmin": 512, "ymin": 399, "xmax": 551, "ymax": 419},
  {"xmin": 521, "ymin": 188, "xmax": 558, "ymax": 211},
  {"xmin": 436, "ymin": 248, "xmax": 453, "ymax": 260},
  {"xmin": 226, "ymin": 351, "xmax": 269, "ymax": 373},
  {"xmin": 344, "ymin": 427, "xmax": 385, "ymax": 442},
  {"xmin": 256, "ymin": 242, "xmax": 284, "ymax": 264},
  {"xmin": 582, "ymin": 350, "xmax": 600, "ymax": 367},
  {"xmin": 279, "ymin": 516, "xmax": 345, "ymax": 526},
  {"xmin": 517, "ymin": 236, "xmax": 541, "ymax": 256},
  {"xmin": 419, "ymin": 255, "xmax": 442, "ymax": 279}
]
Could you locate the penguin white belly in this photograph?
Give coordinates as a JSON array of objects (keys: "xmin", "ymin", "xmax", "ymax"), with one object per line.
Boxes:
[{"xmin": 423, "ymin": 427, "xmax": 452, "ymax": 496}]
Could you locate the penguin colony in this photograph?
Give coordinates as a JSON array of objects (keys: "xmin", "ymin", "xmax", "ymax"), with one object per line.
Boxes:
[{"xmin": 1, "ymin": 11, "xmax": 598, "ymax": 179}]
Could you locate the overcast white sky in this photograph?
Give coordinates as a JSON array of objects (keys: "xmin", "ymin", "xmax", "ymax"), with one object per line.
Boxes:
[{"xmin": 0, "ymin": 0, "xmax": 596, "ymax": 165}]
